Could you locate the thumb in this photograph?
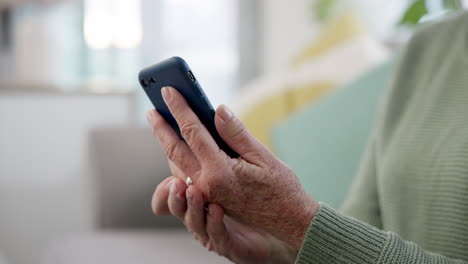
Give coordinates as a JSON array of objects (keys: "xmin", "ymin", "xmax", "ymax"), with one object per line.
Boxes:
[{"xmin": 215, "ymin": 105, "xmax": 274, "ymax": 165}]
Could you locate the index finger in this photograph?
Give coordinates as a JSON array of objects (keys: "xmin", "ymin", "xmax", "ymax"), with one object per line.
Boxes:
[
  {"xmin": 161, "ymin": 86, "xmax": 223, "ymax": 164},
  {"xmin": 147, "ymin": 109, "xmax": 200, "ymax": 179}
]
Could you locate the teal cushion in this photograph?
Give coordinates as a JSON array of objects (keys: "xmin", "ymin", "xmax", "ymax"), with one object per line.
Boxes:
[{"xmin": 272, "ymin": 61, "xmax": 394, "ymax": 208}]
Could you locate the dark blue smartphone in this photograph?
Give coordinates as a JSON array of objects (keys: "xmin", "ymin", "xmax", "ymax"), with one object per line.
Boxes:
[{"xmin": 139, "ymin": 57, "xmax": 239, "ymax": 158}]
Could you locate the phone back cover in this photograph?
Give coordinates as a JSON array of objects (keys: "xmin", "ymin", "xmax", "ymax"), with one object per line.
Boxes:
[{"xmin": 139, "ymin": 57, "xmax": 238, "ymax": 158}]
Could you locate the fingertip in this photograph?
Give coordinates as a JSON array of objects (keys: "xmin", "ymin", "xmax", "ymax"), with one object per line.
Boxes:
[
  {"xmin": 152, "ymin": 200, "xmax": 167, "ymax": 216},
  {"xmin": 152, "ymin": 192, "xmax": 169, "ymax": 216},
  {"xmin": 151, "ymin": 177, "xmax": 175, "ymax": 215},
  {"xmin": 151, "ymin": 194, "xmax": 158, "ymax": 215},
  {"xmin": 171, "ymin": 178, "xmax": 187, "ymax": 200},
  {"xmin": 168, "ymin": 178, "xmax": 188, "ymax": 218},
  {"xmin": 216, "ymin": 105, "xmax": 234, "ymax": 124},
  {"xmin": 162, "ymin": 86, "xmax": 181, "ymax": 104}
]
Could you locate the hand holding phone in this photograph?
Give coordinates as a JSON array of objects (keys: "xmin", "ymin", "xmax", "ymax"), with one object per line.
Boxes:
[
  {"xmin": 139, "ymin": 57, "xmax": 239, "ymax": 158},
  {"xmin": 145, "ymin": 84, "xmax": 318, "ymax": 256}
]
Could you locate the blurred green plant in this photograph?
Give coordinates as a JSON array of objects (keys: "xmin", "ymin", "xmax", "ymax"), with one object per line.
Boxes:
[
  {"xmin": 400, "ymin": 0, "xmax": 463, "ymax": 25},
  {"xmin": 314, "ymin": 0, "xmax": 339, "ymax": 21},
  {"xmin": 313, "ymin": 0, "xmax": 464, "ymax": 25}
]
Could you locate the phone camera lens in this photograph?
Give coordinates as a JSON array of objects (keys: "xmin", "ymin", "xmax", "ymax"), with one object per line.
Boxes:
[
  {"xmin": 188, "ymin": 71, "xmax": 196, "ymax": 82},
  {"xmin": 140, "ymin": 79, "xmax": 149, "ymax": 88}
]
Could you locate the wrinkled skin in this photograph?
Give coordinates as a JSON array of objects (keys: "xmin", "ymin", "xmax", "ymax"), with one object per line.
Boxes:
[
  {"xmin": 153, "ymin": 174, "xmax": 296, "ymax": 264},
  {"xmin": 147, "ymin": 87, "xmax": 319, "ymax": 263}
]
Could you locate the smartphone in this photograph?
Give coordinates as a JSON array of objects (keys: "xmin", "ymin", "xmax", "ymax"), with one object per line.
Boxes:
[{"xmin": 139, "ymin": 57, "xmax": 239, "ymax": 158}]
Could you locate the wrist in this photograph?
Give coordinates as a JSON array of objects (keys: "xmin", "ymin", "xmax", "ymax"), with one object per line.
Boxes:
[
  {"xmin": 270, "ymin": 194, "xmax": 319, "ymax": 253},
  {"xmin": 291, "ymin": 196, "xmax": 319, "ymax": 251}
]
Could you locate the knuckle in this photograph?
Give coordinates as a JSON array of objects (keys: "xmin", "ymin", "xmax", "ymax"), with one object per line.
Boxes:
[
  {"xmin": 179, "ymin": 122, "xmax": 200, "ymax": 141},
  {"xmin": 230, "ymin": 122, "xmax": 247, "ymax": 141},
  {"xmin": 232, "ymin": 159, "xmax": 247, "ymax": 175},
  {"xmin": 164, "ymin": 142, "xmax": 179, "ymax": 161},
  {"xmin": 250, "ymin": 150, "xmax": 269, "ymax": 164}
]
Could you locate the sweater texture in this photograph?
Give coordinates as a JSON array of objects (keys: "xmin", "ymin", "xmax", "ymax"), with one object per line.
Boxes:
[{"xmin": 297, "ymin": 12, "xmax": 468, "ymax": 263}]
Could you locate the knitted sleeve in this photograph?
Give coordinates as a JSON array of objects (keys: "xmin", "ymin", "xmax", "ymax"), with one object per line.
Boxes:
[
  {"xmin": 295, "ymin": 15, "xmax": 468, "ymax": 264},
  {"xmin": 295, "ymin": 204, "xmax": 466, "ymax": 264}
]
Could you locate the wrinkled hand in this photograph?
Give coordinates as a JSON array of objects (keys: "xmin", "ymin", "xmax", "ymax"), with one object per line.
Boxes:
[
  {"xmin": 152, "ymin": 177, "xmax": 296, "ymax": 264},
  {"xmin": 147, "ymin": 87, "xmax": 319, "ymax": 259}
]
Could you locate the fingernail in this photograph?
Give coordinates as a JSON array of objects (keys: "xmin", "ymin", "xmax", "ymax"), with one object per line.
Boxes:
[
  {"xmin": 218, "ymin": 104, "xmax": 234, "ymax": 123},
  {"xmin": 161, "ymin": 87, "xmax": 171, "ymax": 101}
]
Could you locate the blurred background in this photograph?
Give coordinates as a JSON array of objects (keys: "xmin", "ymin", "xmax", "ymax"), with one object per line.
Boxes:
[{"xmin": 0, "ymin": 0, "xmax": 465, "ymax": 263}]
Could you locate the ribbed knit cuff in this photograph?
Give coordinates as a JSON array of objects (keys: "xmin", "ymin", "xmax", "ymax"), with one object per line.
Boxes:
[{"xmin": 296, "ymin": 203, "xmax": 389, "ymax": 264}]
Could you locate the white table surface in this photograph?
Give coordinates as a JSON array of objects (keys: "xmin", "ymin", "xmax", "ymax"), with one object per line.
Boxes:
[{"xmin": 43, "ymin": 230, "xmax": 230, "ymax": 264}]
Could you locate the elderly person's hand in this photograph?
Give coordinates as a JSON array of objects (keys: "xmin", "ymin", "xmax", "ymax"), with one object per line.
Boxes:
[
  {"xmin": 147, "ymin": 87, "xmax": 319, "ymax": 261},
  {"xmin": 152, "ymin": 177, "xmax": 297, "ymax": 263}
]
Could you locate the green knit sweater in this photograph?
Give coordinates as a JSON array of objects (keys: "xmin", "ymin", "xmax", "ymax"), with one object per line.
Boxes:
[{"xmin": 296, "ymin": 13, "xmax": 468, "ymax": 263}]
